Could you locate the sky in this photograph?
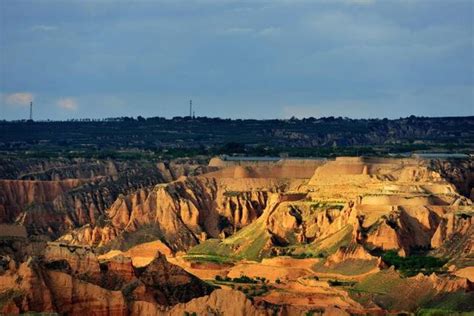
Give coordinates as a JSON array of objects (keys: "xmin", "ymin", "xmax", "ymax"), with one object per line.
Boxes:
[{"xmin": 0, "ymin": 0, "xmax": 473, "ymax": 120}]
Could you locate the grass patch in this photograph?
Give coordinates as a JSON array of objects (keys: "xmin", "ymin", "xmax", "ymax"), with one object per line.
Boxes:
[
  {"xmin": 382, "ymin": 250, "xmax": 448, "ymax": 277},
  {"xmin": 189, "ymin": 215, "xmax": 271, "ymax": 261},
  {"xmin": 187, "ymin": 239, "xmax": 234, "ymax": 258},
  {"xmin": 312, "ymin": 225, "xmax": 353, "ymax": 255},
  {"xmin": 214, "ymin": 275, "xmax": 272, "ymax": 300},
  {"xmin": 419, "ymin": 291, "xmax": 474, "ymax": 313},
  {"xmin": 309, "ymin": 201, "xmax": 345, "ymax": 212},
  {"xmin": 223, "ymin": 191, "xmax": 243, "ymax": 197},
  {"xmin": 352, "ymin": 269, "xmax": 404, "ymax": 295},
  {"xmin": 313, "ymin": 258, "xmax": 378, "ymax": 276},
  {"xmin": 183, "ymin": 254, "xmax": 235, "ymax": 265},
  {"xmin": 327, "ymin": 279, "xmax": 357, "ymax": 287},
  {"xmin": 350, "ymin": 269, "xmax": 441, "ymax": 312}
]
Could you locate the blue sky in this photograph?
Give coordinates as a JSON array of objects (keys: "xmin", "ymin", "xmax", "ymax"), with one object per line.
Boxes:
[{"xmin": 0, "ymin": 0, "xmax": 472, "ymax": 120}]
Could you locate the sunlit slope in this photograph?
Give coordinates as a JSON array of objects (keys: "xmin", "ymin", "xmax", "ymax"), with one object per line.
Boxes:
[{"xmin": 189, "ymin": 157, "xmax": 472, "ymax": 266}]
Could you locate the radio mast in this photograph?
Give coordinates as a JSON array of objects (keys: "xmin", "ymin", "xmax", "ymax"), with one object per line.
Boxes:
[{"xmin": 29, "ymin": 102, "xmax": 33, "ymax": 121}]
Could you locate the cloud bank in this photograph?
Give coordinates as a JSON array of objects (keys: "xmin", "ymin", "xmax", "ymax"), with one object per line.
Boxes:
[
  {"xmin": 0, "ymin": 0, "xmax": 472, "ymax": 120},
  {"xmin": 5, "ymin": 92, "xmax": 34, "ymax": 106},
  {"xmin": 57, "ymin": 98, "xmax": 78, "ymax": 111}
]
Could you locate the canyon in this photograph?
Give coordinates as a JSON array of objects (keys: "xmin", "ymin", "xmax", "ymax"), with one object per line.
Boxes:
[{"xmin": 0, "ymin": 155, "xmax": 472, "ymax": 315}]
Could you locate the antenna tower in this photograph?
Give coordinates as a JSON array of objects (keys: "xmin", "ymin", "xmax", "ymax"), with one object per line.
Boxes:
[{"xmin": 29, "ymin": 102, "xmax": 33, "ymax": 120}]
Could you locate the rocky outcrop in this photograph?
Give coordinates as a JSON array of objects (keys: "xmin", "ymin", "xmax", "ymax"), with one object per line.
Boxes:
[
  {"xmin": 0, "ymin": 157, "xmax": 212, "ymax": 182},
  {"xmin": 132, "ymin": 253, "xmax": 214, "ymax": 306},
  {"xmin": 429, "ymin": 159, "xmax": 474, "ymax": 198},
  {"xmin": 155, "ymin": 289, "xmax": 262, "ymax": 316},
  {"xmin": 196, "ymin": 158, "xmax": 473, "ymax": 262},
  {"xmin": 43, "ymin": 243, "xmax": 101, "ymax": 276},
  {"xmin": 61, "ymin": 176, "xmax": 271, "ymax": 251},
  {"xmin": 267, "ymin": 203, "xmax": 358, "ymax": 247},
  {"xmin": 1, "ymin": 156, "xmax": 473, "ymax": 315},
  {"xmin": 0, "ymin": 245, "xmax": 214, "ymax": 315},
  {"xmin": 0, "ymin": 179, "xmax": 83, "ymax": 224},
  {"xmin": 0, "ymin": 160, "xmax": 211, "ymax": 238},
  {"xmin": 325, "ymin": 243, "xmax": 375, "ymax": 265}
]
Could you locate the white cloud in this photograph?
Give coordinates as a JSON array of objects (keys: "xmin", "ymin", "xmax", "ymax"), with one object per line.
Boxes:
[
  {"xmin": 31, "ymin": 25, "xmax": 58, "ymax": 32},
  {"xmin": 57, "ymin": 98, "xmax": 78, "ymax": 111},
  {"xmin": 5, "ymin": 92, "xmax": 34, "ymax": 106}
]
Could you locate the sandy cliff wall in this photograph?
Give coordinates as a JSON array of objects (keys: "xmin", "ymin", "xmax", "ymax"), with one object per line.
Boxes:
[{"xmin": 60, "ymin": 176, "xmax": 274, "ymax": 251}]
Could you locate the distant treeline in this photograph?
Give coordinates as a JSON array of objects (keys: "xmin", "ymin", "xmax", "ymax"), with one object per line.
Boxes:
[
  {"xmin": 1, "ymin": 115, "xmax": 472, "ymax": 158},
  {"xmin": 2, "ymin": 114, "xmax": 473, "ymax": 123}
]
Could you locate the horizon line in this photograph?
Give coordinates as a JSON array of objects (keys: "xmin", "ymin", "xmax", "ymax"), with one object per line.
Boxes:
[{"xmin": 2, "ymin": 114, "xmax": 474, "ymax": 123}]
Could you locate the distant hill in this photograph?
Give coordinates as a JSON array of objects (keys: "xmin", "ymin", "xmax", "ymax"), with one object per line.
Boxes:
[{"xmin": 1, "ymin": 116, "xmax": 473, "ymax": 158}]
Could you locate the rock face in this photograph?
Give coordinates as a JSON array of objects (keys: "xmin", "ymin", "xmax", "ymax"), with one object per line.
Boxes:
[
  {"xmin": 1, "ymin": 156, "xmax": 473, "ymax": 315},
  {"xmin": 60, "ymin": 176, "xmax": 274, "ymax": 251},
  {"xmin": 133, "ymin": 253, "xmax": 215, "ymax": 306},
  {"xmin": 429, "ymin": 159, "xmax": 474, "ymax": 198},
  {"xmin": 0, "ymin": 157, "xmax": 213, "ymax": 182},
  {"xmin": 0, "ymin": 243, "xmax": 214, "ymax": 315},
  {"xmin": 130, "ymin": 289, "xmax": 265, "ymax": 316},
  {"xmin": 157, "ymin": 289, "xmax": 262, "ymax": 316},
  {"xmin": 0, "ymin": 157, "xmax": 122, "ymax": 180},
  {"xmin": 0, "ymin": 179, "xmax": 83, "ymax": 224},
  {"xmin": 0, "ymin": 159, "xmax": 210, "ymax": 238},
  {"xmin": 194, "ymin": 157, "xmax": 473, "ymax": 261}
]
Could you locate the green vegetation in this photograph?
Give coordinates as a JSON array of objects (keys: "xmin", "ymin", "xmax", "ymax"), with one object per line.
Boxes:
[
  {"xmin": 214, "ymin": 275, "xmax": 258, "ymax": 284},
  {"xmin": 309, "ymin": 201, "xmax": 344, "ymax": 212},
  {"xmin": 349, "ymin": 269, "xmax": 451, "ymax": 312},
  {"xmin": 183, "ymin": 254, "xmax": 235, "ymax": 265},
  {"xmin": 269, "ymin": 225, "xmax": 352, "ymax": 260},
  {"xmin": 312, "ymin": 225, "xmax": 353, "ymax": 255},
  {"xmin": 313, "ymin": 258, "xmax": 378, "ymax": 276},
  {"xmin": 213, "ymin": 274, "xmax": 271, "ymax": 300},
  {"xmin": 418, "ymin": 291, "xmax": 474, "ymax": 315},
  {"xmin": 187, "ymin": 239, "xmax": 234, "ymax": 258},
  {"xmin": 327, "ymin": 279, "xmax": 357, "ymax": 287},
  {"xmin": 351, "ymin": 270, "xmax": 403, "ymax": 296},
  {"xmin": 189, "ymin": 215, "xmax": 271, "ymax": 261},
  {"xmin": 223, "ymin": 191, "xmax": 242, "ymax": 197},
  {"xmin": 381, "ymin": 250, "xmax": 448, "ymax": 277},
  {"xmin": 290, "ymin": 252, "xmax": 326, "ymax": 259},
  {"xmin": 2, "ymin": 116, "xmax": 472, "ymax": 161},
  {"xmin": 245, "ymin": 283, "xmax": 270, "ymax": 298}
]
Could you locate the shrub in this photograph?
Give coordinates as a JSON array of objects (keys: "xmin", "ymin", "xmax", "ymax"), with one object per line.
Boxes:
[
  {"xmin": 232, "ymin": 275, "xmax": 258, "ymax": 284},
  {"xmin": 381, "ymin": 250, "xmax": 447, "ymax": 277},
  {"xmin": 327, "ymin": 279, "xmax": 356, "ymax": 287}
]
